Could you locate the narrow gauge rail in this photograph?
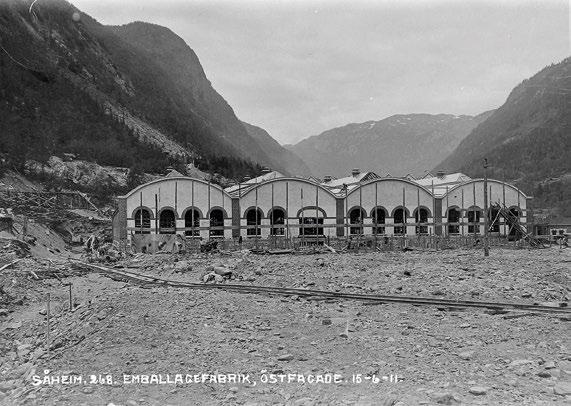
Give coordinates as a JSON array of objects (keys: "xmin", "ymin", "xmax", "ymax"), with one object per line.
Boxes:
[{"xmin": 71, "ymin": 260, "xmax": 571, "ymax": 315}]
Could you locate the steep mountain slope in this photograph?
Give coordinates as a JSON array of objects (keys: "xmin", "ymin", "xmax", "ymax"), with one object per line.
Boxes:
[
  {"xmin": 104, "ymin": 22, "xmax": 275, "ymax": 166},
  {"xmin": 0, "ymin": 0, "xmax": 288, "ymax": 184},
  {"xmin": 286, "ymin": 113, "xmax": 492, "ymax": 178},
  {"xmin": 435, "ymin": 58, "xmax": 571, "ymax": 214},
  {"xmin": 241, "ymin": 122, "xmax": 312, "ymax": 176}
]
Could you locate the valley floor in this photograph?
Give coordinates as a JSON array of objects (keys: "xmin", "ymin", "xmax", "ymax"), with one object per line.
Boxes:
[{"xmin": 1, "ymin": 247, "xmax": 570, "ymax": 405}]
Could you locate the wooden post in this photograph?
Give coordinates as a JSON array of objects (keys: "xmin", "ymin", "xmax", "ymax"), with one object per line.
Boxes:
[
  {"xmin": 301, "ymin": 187, "xmax": 305, "ymax": 246},
  {"xmin": 255, "ymin": 182, "xmax": 259, "ymax": 247},
  {"xmin": 286, "ymin": 182, "xmax": 289, "ymax": 245},
  {"xmin": 271, "ymin": 182, "xmax": 275, "ymax": 245},
  {"xmin": 502, "ymin": 181, "xmax": 506, "ymax": 236},
  {"xmin": 69, "ymin": 284, "xmax": 72, "ymax": 311},
  {"xmin": 174, "ymin": 181, "xmax": 178, "ymax": 229},
  {"xmin": 445, "ymin": 186, "xmax": 449, "ymax": 237},
  {"xmin": 208, "ymin": 180, "xmax": 211, "ymax": 239},
  {"xmin": 191, "ymin": 180, "xmax": 195, "ymax": 240},
  {"xmin": 416, "ymin": 187, "xmax": 420, "ymax": 237},
  {"xmin": 473, "ymin": 182, "xmax": 477, "ymax": 239},
  {"xmin": 374, "ymin": 182, "xmax": 378, "ymax": 248},
  {"xmin": 154, "ymin": 194, "xmax": 158, "ymax": 234},
  {"xmin": 315, "ymin": 184, "xmax": 319, "ymax": 246},
  {"xmin": 402, "ymin": 187, "xmax": 406, "ymax": 240},
  {"xmin": 139, "ymin": 192, "xmax": 143, "ymax": 234},
  {"xmin": 461, "ymin": 188, "xmax": 465, "ymax": 236},
  {"xmin": 483, "ymin": 159, "xmax": 490, "ymax": 256}
]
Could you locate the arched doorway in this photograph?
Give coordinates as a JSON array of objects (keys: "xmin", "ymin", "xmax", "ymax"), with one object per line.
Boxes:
[
  {"xmin": 184, "ymin": 208, "xmax": 200, "ymax": 237},
  {"xmin": 414, "ymin": 207, "xmax": 429, "ymax": 235},
  {"xmin": 348, "ymin": 207, "xmax": 366, "ymax": 235},
  {"xmin": 159, "ymin": 209, "xmax": 176, "ymax": 234},
  {"xmin": 269, "ymin": 207, "xmax": 286, "ymax": 236},
  {"xmin": 209, "ymin": 209, "xmax": 225, "ymax": 237},
  {"xmin": 371, "ymin": 207, "xmax": 386, "ymax": 235},
  {"xmin": 245, "ymin": 208, "xmax": 263, "ymax": 236},
  {"xmin": 134, "ymin": 208, "xmax": 151, "ymax": 234},
  {"xmin": 447, "ymin": 207, "xmax": 460, "ymax": 234}
]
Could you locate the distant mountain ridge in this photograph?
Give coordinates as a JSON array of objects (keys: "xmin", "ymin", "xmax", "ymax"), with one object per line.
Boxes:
[
  {"xmin": 435, "ymin": 57, "xmax": 571, "ymax": 215},
  {"xmin": 286, "ymin": 112, "xmax": 493, "ymax": 178}
]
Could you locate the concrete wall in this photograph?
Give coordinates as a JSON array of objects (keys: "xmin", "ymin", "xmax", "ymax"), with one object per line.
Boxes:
[
  {"xmin": 124, "ymin": 177, "xmax": 233, "ymax": 240},
  {"xmin": 442, "ymin": 180, "xmax": 528, "ymax": 235},
  {"xmin": 345, "ymin": 179, "xmax": 435, "ymax": 235},
  {"xmin": 238, "ymin": 178, "xmax": 338, "ymax": 238}
]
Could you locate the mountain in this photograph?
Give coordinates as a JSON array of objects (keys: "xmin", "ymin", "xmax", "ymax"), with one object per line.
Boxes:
[
  {"xmin": 435, "ymin": 57, "xmax": 571, "ymax": 215},
  {"xmin": 0, "ymin": 0, "xmax": 292, "ymax": 185},
  {"xmin": 286, "ymin": 112, "xmax": 492, "ymax": 178},
  {"xmin": 241, "ymin": 122, "xmax": 312, "ymax": 177}
]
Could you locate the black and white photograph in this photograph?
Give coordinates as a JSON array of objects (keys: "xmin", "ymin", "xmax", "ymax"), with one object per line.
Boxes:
[{"xmin": 0, "ymin": 0, "xmax": 570, "ymax": 404}]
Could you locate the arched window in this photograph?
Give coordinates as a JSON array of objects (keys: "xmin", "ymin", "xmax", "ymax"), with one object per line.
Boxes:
[
  {"xmin": 184, "ymin": 208, "xmax": 200, "ymax": 237},
  {"xmin": 269, "ymin": 208, "xmax": 286, "ymax": 236},
  {"xmin": 393, "ymin": 207, "xmax": 407, "ymax": 235},
  {"xmin": 349, "ymin": 207, "xmax": 366, "ymax": 235},
  {"xmin": 134, "ymin": 208, "xmax": 151, "ymax": 234},
  {"xmin": 414, "ymin": 207, "xmax": 429, "ymax": 235},
  {"xmin": 467, "ymin": 207, "xmax": 481, "ymax": 234},
  {"xmin": 371, "ymin": 207, "xmax": 386, "ymax": 235},
  {"xmin": 447, "ymin": 207, "xmax": 460, "ymax": 234},
  {"xmin": 245, "ymin": 208, "xmax": 263, "ymax": 236},
  {"xmin": 159, "ymin": 209, "xmax": 176, "ymax": 234},
  {"xmin": 209, "ymin": 209, "xmax": 225, "ymax": 237}
]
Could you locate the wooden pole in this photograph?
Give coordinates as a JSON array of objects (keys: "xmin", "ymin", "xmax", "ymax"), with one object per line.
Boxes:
[
  {"xmin": 374, "ymin": 182, "xmax": 378, "ymax": 247},
  {"xmin": 417, "ymin": 187, "xmax": 420, "ymax": 236},
  {"xmin": 69, "ymin": 284, "xmax": 72, "ymax": 311},
  {"xmin": 315, "ymin": 184, "xmax": 319, "ymax": 245},
  {"xmin": 483, "ymin": 159, "xmax": 490, "ymax": 256},
  {"xmin": 139, "ymin": 192, "xmax": 143, "ymax": 234},
  {"xmin": 301, "ymin": 187, "xmax": 305, "ymax": 246},
  {"xmin": 255, "ymin": 182, "xmax": 259, "ymax": 246},
  {"xmin": 286, "ymin": 182, "xmax": 289, "ymax": 245},
  {"xmin": 271, "ymin": 182, "xmax": 275, "ymax": 242},
  {"xmin": 473, "ymin": 182, "xmax": 477, "ymax": 239},
  {"xmin": 191, "ymin": 180, "xmax": 195, "ymax": 239},
  {"xmin": 461, "ymin": 188, "xmax": 465, "ymax": 236},
  {"xmin": 402, "ymin": 187, "xmax": 406, "ymax": 238},
  {"xmin": 154, "ymin": 194, "xmax": 158, "ymax": 234},
  {"xmin": 208, "ymin": 180, "xmax": 211, "ymax": 239}
]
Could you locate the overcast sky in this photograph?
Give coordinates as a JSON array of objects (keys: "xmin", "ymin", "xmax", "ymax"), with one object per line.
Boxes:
[{"xmin": 71, "ymin": 0, "xmax": 569, "ymax": 145}]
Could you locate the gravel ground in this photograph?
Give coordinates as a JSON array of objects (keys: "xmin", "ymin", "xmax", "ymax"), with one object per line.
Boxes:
[{"xmin": 1, "ymin": 247, "xmax": 570, "ymax": 405}]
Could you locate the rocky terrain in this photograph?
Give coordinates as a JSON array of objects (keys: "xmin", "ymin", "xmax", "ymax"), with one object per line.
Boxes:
[{"xmin": 0, "ymin": 246, "xmax": 569, "ymax": 405}]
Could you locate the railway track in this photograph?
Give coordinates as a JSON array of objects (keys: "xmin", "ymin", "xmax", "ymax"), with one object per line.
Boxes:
[{"xmin": 70, "ymin": 260, "xmax": 571, "ymax": 315}]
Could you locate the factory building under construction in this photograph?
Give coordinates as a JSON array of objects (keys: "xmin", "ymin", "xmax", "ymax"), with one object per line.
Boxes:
[{"xmin": 112, "ymin": 168, "xmax": 531, "ymax": 251}]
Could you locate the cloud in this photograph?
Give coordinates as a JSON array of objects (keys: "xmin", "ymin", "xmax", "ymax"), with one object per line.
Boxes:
[{"xmin": 72, "ymin": 0, "xmax": 569, "ymax": 144}]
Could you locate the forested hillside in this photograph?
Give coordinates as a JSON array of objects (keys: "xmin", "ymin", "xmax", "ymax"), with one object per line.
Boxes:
[{"xmin": 435, "ymin": 58, "xmax": 571, "ymax": 215}]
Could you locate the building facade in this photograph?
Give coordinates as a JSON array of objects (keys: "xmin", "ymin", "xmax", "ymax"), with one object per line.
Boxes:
[{"xmin": 112, "ymin": 170, "xmax": 531, "ymax": 244}]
